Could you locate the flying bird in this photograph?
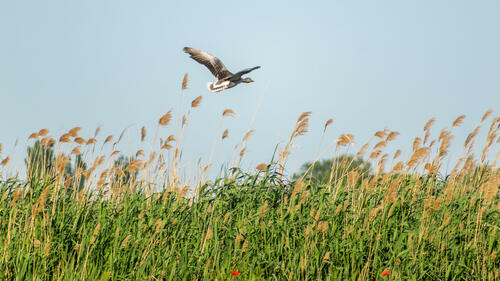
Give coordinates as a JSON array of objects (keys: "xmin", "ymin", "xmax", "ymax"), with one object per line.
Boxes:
[{"xmin": 183, "ymin": 47, "xmax": 260, "ymax": 92}]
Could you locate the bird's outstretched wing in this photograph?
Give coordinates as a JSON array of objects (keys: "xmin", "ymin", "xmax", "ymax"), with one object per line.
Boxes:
[
  {"xmin": 183, "ymin": 47, "xmax": 233, "ymax": 80},
  {"xmin": 231, "ymin": 66, "xmax": 261, "ymax": 80}
]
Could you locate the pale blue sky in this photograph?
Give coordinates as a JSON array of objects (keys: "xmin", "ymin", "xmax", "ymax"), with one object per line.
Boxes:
[{"xmin": 1, "ymin": 0, "xmax": 499, "ymax": 177}]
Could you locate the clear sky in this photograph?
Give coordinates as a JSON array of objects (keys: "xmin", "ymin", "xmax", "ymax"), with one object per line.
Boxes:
[{"xmin": 1, "ymin": 0, "xmax": 499, "ymax": 178}]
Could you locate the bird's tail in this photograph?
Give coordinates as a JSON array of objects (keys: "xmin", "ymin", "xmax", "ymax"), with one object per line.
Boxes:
[{"xmin": 207, "ymin": 82, "xmax": 224, "ymax": 93}]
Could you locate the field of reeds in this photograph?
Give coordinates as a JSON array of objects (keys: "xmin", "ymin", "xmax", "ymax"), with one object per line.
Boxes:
[{"xmin": 0, "ymin": 78, "xmax": 498, "ymax": 280}]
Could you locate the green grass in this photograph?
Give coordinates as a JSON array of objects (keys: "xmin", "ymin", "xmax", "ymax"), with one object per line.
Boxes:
[{"xmin": 0, "ymin": 164, "xmax": 498, "ymax": 280}]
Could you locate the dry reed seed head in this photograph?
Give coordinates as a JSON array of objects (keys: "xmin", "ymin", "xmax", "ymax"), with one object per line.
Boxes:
[
  {"xmin": 407, "ymin": 147, "xmax": 430, "ymax": 168},
  {"xmin": 59, "ymin": 133, "xmax": 71, "ymax": 143},
  {"xmin": 374, "ymin": 130, "xmax": 387, "ymax": 139},
  {"xmin": 161, "ymin": 142, "xmax": 173, "ymax": 150},
  {"xmin": 158, "ymin": 109, "xmax": 173, "ymax": 126},
  {"xmin": 86, "ymin": 138, "xmax": 97, "ymax": 145},
  {"xmin": 104, "ymin": 135, "xmax": 114, "ymax": 144},
  {"xmin": 452, "ymin": 115, "xmax": 466, "ymax": 127},
  {"xmin": 296, "ymin": 111, "xmax": 312, "ymax": 124},
  {"xmin": 141, "ymin": 126, "xmax": 146, "ymax": 142},
  {"xmin": 40, "ymin": 136, "xmax": 51, "ymax": 146},
  {"xmin": 135, "ymin": 150, "xmax": 145, "ymax": 158},
  {"xmin": 239, "ymin": 147, "xmax": 246, "ymax": 157},
  {"xmin": 464, "ymin": 126, "xmax": 480, "ymax": 147},
  {"xmin": 222, "ymin": 108, "xmax": 235, "ymax": 117},
  {"xmin": 74, "ymin": 137, "xmax": 85, "ymax": 144},
  {"xmin": 394, "ymin": 149, "xmax": 402, "ymax": 160},
  {"xmin": 38, "ymin": 128, "xmax": 49, "ymax": 136},
  {"xmin": 191, "ymin": 96, "xmax": 202, "ymax": 108},
  {"xmin": 110, "ymin": 150, "xmax": 120, "ymax": 158},
  {"xmin": 28, "ymin": 132, "xmax": 39, "ymax": 140},
  {"xmin": 337, "ymin": 134, "xmax": 355, "ymax": 146},
  {"xmin": 94, "ymin": 125, "xmax": 101, "ymax": 137},
  {"xmin": 256, "ymin": 163, "xmax": 267, "ymax": 171},
  {"xmin": 121, "ymin": 235, "xmax": 132, "ymax": 247},
  {"xmin": 181, "ymin": 73, "xmax": 188, "ymax": 90},
  {"xmin": 424, "ymin": 118, "xmax": 436, "ymax": 131},
  {"xmin": 413, "ymin": 137, "xmax": 422, "ymax": 151},
  {"xmin": 386, "ymin": 131, "xmax": 400, "ymax": 141},
  {"xmin": 324, "ymin": 118, "xmax": 333, "ymax": 132},
  {"xmin": 293, "ymin": 119, "xmax": 309, "ymax": 137},
  {"xmin": 93, "ymin": 223, "xmax": 101, "ymax": 236},
  {"xmin": 71, "ymin": 146, "xmax": 81, "ymax": 155},
  {"xmin": 356, "ymin": 143, "xmax": 370, "ymax": 157},
  {"xmin": 0, "ymin": 143, "xmax": 2, "ymax": 154},
  {"xmin": 47, "ymin": 138, "xmax": 56, "ymax": 147},
  {"xmin": 481, "ymin": 109, "xmax": 493, "ymax": 123},
  {"xmin": 243, "ymin": 130, "xmax": 255, "ymax": 142},
  {"xmin": 392, "ymin": 161, "xmax": 404, "ymax": 172},
  {"xmin": 221, "ymin": 129, "xmax": 229, "ymax": 140},
  {"xmin": 68, "ymin": 127, "xmax": 81, "ymax": 137},
  {"xmin": 166, "ymin": 135, "xmax": 176, "ymax": 143},
  {"xmin": 126, "ymin": 159, "xmax": 144, "ymax": 172},
  {"xmin": 182, "ymin": 115, "xmax": 187, "ymax": 127},
  {"xmin": 374, "ymin": 140, "xmax": 387, "ymax": 150},
  {"xmin": 370, "ymin": 150, "xmax": 382, "ymax": 159},
  {"xmin": 1, "ymin": 157, "xmax": 9, "ymax": 166}
]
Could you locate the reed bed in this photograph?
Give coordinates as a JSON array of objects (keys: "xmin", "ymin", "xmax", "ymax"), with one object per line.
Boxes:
[{"xmin": 0, "ymin": 81, "xmax": 498, "ymax": 280}]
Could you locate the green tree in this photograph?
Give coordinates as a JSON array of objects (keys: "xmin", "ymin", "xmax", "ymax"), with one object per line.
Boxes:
[
  {"xmin": 293, "ymin": 154, "xmax": 372, "ymax": 184},
  {"xmin": 26, "ymin": 141, "xmax": 54, "ymax": 180},
  {"xmin": 64, "ymin": 154, "xmax": 87, "ymax": 191}
]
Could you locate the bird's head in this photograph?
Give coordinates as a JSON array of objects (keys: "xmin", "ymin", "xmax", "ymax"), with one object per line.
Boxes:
[{"xmin": 242, "ymin": 77, "xmax": 254, "ymax": 83}]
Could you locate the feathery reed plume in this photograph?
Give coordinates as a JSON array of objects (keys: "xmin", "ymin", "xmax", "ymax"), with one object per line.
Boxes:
[
  {"xmin": 86, "ymin": 138, "xmax": 96, "ymax": 145},
  {"xmin": 113, "ymin": 126, "xmax": 131, "ymax": 147},
  {"xmin": 324, "ymin": 118, "xmax": 333, "ymax": 132},
  {"xmin": 38, "ymin": 129, "xmax": 49, "ymax": 136},
  {"xmin": 355, "ymin": 143, "xmax": 369, "ymax": 157},
  {"xmin": 481, "ymin": 109, "xmax": 493, "ymax": 123},
  {"xmin": 424, "ymin": 118, "xmax": 436, "ymax": 131},
  {"xmin": 47, "ymin": 138, "xmax": 56, "ymax": 147},
  {"xmin": 28, "ymin": 132, "xmax": 39, "ymax": 140},
  {"xmin": 94, "ymin": 125, "xmax": 101, "ymax": 137},
  {"xmin": 256, "ymin": 163, "xmax": 267, "ymax": 171},
  {"xmin": 159, "ymin": 110, "xmax": 173, "ymax": 126},
  {"xmin": 407, "ymin": 147, "xmax": 430, "ymax": 168},
  {"xmin": 1, "ymin": 157, "xmax": 9, "ymax": 166},
  {"xmin": 337, "ymin": 134, "xmax": 354, "ymax": 146},
  {"xmin": 59, "ymin": 134, "xmax": 71, "ymax": 143},
  {"xmin": 71, "ymin": 146, "xmax": 81, "ymax": 155},
  {"xmin": 386, "ymin": 131, "xmax": 400, "ymax": 141},
  {"xmin": 191, "ymin": 96, "xmax": 202, "ymax": 108},
  {"xmin": 393, "ymin": 149, "xmax": 402, "ymax": 159},
  {"xmin": 74, "ymin": 137, "xmax": 85, "ymax": 144},
  {"xmin": 221, "ymin": 129, "xmax": 229, "ymax": 140},
  {"xmin": 0, "ymin": 143, "xmax": 2, "ymax": 154},
  {"xmin": 413, "ymin": 137, "xmax": 422, "ymax": 151},
  {"xmin": 243, "ymin": 130, "xmax": 255, "ymax": 142},
  {"xmin": 104, "ymin": 135, "xmax": 113, "ymax": 144},
  {"xmin": 374, "ymin": 140, "xmax": 387, "ymax": 150},
  {"xmin": 452, "ymin": 115, "xmax": 466, "ymax": 127},
  {"xmin": 222, "ymin": 109, "xmax": 235, "ymax": 117},
  {"xmin": 68, "ymin": 127, "xmax": 81, "ymax": 137},
  {"xmin": 181, "ymin": 73, "xmax": 188, "ymax": 90},
  {"xmin": 141, "ymin": 126, "xmax": 146, "ymax": 141},
  {"xmin": 374, "ymin": 130, "xmax": 387, "ymax": 139},
  {"xmin": 40, "ymin": 137, "xmax": 51, "ymax": 146},
  {"xmin": 297, "ymin": 111, "xmax": 311, "ymax": 123},
  {"xmin": 136, "ymin": 150, "xmax": 145, "ymax": 158}
]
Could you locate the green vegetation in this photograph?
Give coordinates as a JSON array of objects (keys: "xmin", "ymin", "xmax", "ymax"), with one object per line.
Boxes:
[{"xmin": 0, "ymin": 91, "xmax": 498, "ymax": 280}]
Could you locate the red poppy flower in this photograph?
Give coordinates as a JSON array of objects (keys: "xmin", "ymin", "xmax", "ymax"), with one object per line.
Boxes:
[
  {"xmin": 381, "ymin": 270, "xmax": 390, "ymax": 276},
  {"xmin": 232, "ymin": 270, "xmax": 240, "ymax": 276}
]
